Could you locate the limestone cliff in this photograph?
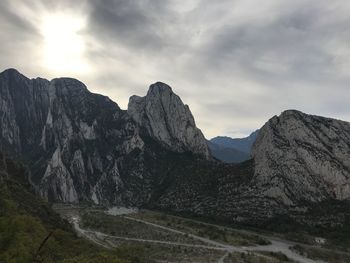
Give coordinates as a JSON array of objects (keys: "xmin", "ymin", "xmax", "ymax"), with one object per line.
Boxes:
[
  {"xmin": 128, "ymin": 82, "xmax": 210, "ymax": 159},
  {"xmin": 252, "ymin": 110, "xmax": 350, "ymax": 205},
  {"xmin": 0, "ymin": 69, "xmax": 143, "ymax": 204}
]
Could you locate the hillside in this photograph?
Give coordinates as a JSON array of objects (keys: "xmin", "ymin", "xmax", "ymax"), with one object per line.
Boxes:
[{"xmin": 0, "ymin": 151, "xmax": 146, "ymax": 262}]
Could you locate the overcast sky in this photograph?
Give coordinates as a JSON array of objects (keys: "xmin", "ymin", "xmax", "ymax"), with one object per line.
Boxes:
[{"xmin": 1, "ymin": 0, "xmax": 350, "ymax": 138}]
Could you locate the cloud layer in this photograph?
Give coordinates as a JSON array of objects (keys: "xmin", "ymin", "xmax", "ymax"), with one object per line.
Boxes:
[{"xmin": 1, "ymin": 0, "xmax": 350, "ymax": 138}]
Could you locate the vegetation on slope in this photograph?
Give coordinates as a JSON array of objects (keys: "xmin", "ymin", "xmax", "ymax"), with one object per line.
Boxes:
[
  {"xmin": 0, "ymin": 152, "xmax": 146, "ymax": 263},
  {"xmin": 259, "ymin": 200, "xmax": 350, "ymax": 252}
]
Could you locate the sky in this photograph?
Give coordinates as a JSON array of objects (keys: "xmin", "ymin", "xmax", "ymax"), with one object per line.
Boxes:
[{"xmin": 0, "ymin": 0, "xmax": 350, "ymax": 138}]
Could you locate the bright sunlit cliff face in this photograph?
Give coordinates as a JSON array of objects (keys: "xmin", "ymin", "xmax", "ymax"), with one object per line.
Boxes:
[{"xmin": 40, "ymin": 13, "xmax": 89, "ymax": 75}]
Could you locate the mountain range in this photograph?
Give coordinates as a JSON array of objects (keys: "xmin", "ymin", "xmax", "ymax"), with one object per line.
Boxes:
[
  {"xmin": 0, "ymin": 68, "xmax": 349, "ymax": 228},
  {"xmin": 211, "ymin": 130, "xmax": 259, "ymax": 154},
  {"xmin": 207, "ymin": 141, "xmax": 250, "ymax": 163},
  {"xmin": 208, "ymin": 130, "xmax": 259, "ymax": 163}
]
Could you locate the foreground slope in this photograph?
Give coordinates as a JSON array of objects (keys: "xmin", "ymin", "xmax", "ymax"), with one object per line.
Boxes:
[{"xmin": 0, "ymin": 151, "xmax": 130, "ymax": 262}]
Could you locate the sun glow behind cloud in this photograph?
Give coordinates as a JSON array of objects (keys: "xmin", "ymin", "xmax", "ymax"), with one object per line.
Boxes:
[{"xmin": 40, "ymin": 13, "xmax": 89, "ymax": 75}]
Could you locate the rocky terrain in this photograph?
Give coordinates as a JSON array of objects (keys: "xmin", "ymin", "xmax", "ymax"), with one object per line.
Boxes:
[{"xmin": 0, "ymin": 68, "xmax": 349, "ymax": 227}]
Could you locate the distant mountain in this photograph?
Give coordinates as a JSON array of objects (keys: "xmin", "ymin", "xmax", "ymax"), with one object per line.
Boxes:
[
  {"xmin": 210, "ymin": 130, "xmax": 259, "ymax": 154},
  {"xmin": 208, "ymin": 130, "xmax": 258, "ymax": 163},
  {"xmin": 207, "ymin": 140, "xmax": 250, "ymax": 163}
]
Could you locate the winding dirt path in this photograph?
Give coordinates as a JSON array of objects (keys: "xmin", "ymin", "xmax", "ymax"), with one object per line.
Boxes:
[
  {"xmin": 123, "ymin": 216, "xmax": 323, "ymax": 263},
  {"xmin": 70, "ymin": 214, "xmax": 324, "ymax": 263}
]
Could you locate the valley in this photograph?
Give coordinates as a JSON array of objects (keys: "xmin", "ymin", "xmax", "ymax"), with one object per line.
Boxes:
[
  {"xmin": 54, "ymin": 204, "xmax": 349, "ymax": 263},
  {"xmin": 0, "ymin": 69, "xmax": 349, "ymax": 262},
  {"xmin": 1, "ymin": 0, "xmax": 350, "ymax": 261}
]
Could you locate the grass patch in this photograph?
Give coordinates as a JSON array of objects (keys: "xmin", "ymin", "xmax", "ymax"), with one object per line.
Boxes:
[
  {"xmin": 81, "ymin": 211, "xmax": 206, "ymax": 245},
  {"xmin": 129, "ymin": 210, "xmax": 270, "ymax": 246},
  {"xmin": 227, "ymin": 252, "xmax": 293, "ymax": 263}
]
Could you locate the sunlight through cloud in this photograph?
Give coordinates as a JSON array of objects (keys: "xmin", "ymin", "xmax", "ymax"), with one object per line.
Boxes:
[{"xmin": 40, "ymin": 13, "xmax": 89, "ymax": 75}]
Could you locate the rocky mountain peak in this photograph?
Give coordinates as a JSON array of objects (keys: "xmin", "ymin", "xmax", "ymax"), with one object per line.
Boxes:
[
  {"xmin": 49, "ymin": 78, "xmax": 89, "ymax": 99},
  {"xmin": 252, "ymin": 110, "xmax": 350, "ymax": 205},
  {"xmin": 0, "ymin": 68, "xmax": 30, "ymax": 84},
  {"xmin": 51, "ymin": 77, "xmax": 87, "ymax": 88},
  {"xmin": 1, "ymin": 68, "xmax": 22, "ymax": 76},
  {"xmin": 147, "ymin": 81, "xmax": 173, "ymax": 96},
  {"xmin": 128, "ymin": 82, "xmax": 210, "ymax": 159}
]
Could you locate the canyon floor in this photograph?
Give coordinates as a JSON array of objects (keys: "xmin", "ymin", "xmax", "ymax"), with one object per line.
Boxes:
[{"xmin": 53, "ymin": 204, "xmax": 349, "ymax": 263}]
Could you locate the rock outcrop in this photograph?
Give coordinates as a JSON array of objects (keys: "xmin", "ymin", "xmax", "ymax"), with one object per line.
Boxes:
[
  {"xmin": 128, "ymin": 82, "xmax": 210, "ymax": 159},
  {"xmin": 252, "ymin": 110, "xmax": 350, "ymax": 205}
]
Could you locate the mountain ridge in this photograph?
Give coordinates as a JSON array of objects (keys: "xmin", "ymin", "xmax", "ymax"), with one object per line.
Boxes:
[
  {"xmin": 0, "ymin": 68, "xmax": 350, "ymax": 228},
  {"xmin": 0, "ymin": 68, "xmax": 211, "ymax": 207}
]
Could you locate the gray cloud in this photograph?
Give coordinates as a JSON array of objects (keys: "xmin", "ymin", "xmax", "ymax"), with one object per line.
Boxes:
[
  {"xmin": 86, "ymin": 0, "xmax": 180, "ymax": 52},
  {"xmin": 0, "ymin": 0, "xmax": 350, "ymax": 138}
]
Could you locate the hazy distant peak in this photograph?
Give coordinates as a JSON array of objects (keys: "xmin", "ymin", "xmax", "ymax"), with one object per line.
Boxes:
[{"xmin": 210, "ymin": 130, "xmax": 259, "ymax": 154}]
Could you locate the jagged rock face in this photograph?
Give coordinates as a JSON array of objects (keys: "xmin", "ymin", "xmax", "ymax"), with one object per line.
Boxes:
[
  {"xmin": 2, "ymin": 68, "xmax": 350, "ymax": 227},
  {"xmin": 252, "ymin": 110, "xmax": 350, "ymax": 206},
  {"xmin": 128, "ymin": 82, "xmax": 210, "ymax": 159},
  {"xmin": 0, "ymin": 69, "xmax": 211, "ymax": 206},
  {"xmin": 0, "ymin": 69, "xmax": 144, "ymax": 204}
]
